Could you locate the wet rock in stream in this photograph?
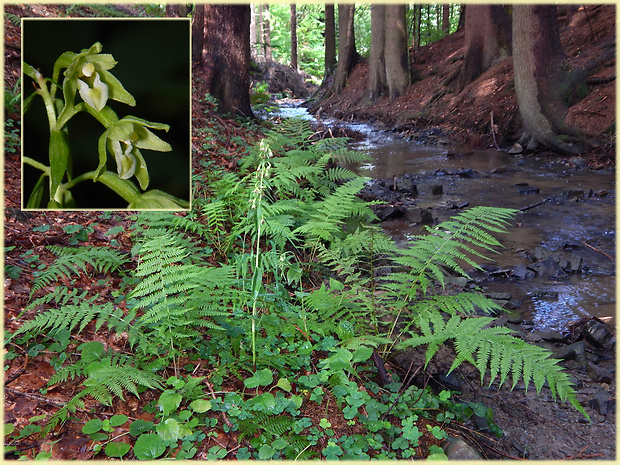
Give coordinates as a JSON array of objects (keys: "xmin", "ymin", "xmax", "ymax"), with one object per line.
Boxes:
[
  {"xmin": 358, "ymin": 176, "xmax": 434, "ymax": 225},
  {"xmin": 583, "ymin": 319, "xmax": 616, "ymax": 350}
]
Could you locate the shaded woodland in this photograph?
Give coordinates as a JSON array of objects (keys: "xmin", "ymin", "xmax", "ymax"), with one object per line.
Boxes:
[{"xmin": 3, "ymin": 3, "xmax": 615, "ymax": 461}]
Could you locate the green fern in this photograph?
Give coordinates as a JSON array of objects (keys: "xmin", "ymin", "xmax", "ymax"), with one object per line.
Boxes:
[
  {"xmin": 128, "ymin": 226, "xmax": 234, "ymax": 358},
  {"xmin": 237, "ymin": 412, "xmax": 312, "ymax": 459},
  {"xmin": 395, "ymin": 314, "xmax": 588, "ymax": 418},
  {"xmin": 382, "ymin": 206, "xmax": 516, "ymax": 303},
  {"xmin": 21, "ymin": 287, "xmax": 90, "ymax": 316},
  {"xmin": 14, "ymin": 301, "xmax": 121, "ymax": 339},
  {"xmin": 30, "ymin": 245, "xmax": 129, "ymax": 296}
]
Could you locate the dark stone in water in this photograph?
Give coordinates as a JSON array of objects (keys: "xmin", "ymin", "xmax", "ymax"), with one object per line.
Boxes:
[
  {"xmin": 404, "ymin": 206, "xmax": 433, "ymax": 224},
  {"xmin": 487, "ymin": 292, "xmax": 512, "ymax": 301},
  {"xmin": 392, "ymin": 178, "xmax": 418, "ymax": 196},
  {"xmin": 534, "ymin": 290, "xmax": 559, "ymax": 299},
  {"xmin": 553, "ymin": 341, "xmax": 586, "ymax": 363},
  {"xmin": 536, "ymin": 330, "xmax": 568, "ymax": 343},
  {"xmin": 530, "ymin": 257, "xmax": 561, "ymax": 277},
  {"xmin": 374, "ymin": 205, "xmax": 401, "ymax": 221},
  {"xmin": 456, "ymin": 168, "xmax": 478, "ymax": 178},
  {"xmin": 433, "ymin": 168, "xmax": 451, "ymax": 176},
  {"xmin": 584, "ymin": 319, "xmax": 615, "ymax": 350},
  {"xmin": 511, "ymin": 264, "xmax": 529, "ymax": 279},
  {"xmin": 518, "ymin": 187, "xmax": 541, "ymax": 194},
  {"xmin": 430, "ymin": 184, "xmax": 443, "ymax": 195},
  {"xmin": 563, "ymin": 189, "xmax": 585, "ymax": 199}
]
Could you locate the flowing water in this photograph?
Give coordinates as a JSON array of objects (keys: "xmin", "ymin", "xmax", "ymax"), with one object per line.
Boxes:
[{"xmin": 272, "ymin": 102, "xmax": 616, "ymax": 331}]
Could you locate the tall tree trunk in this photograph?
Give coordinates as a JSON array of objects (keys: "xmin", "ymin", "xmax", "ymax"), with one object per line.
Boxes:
[
  {"xmin": 332, "ymin": 4, "xmax": 357, "ymax": 93},
  {"xmin": 457, "ymin": 5, "xmax": 511, "ymax": 91},
  {"xmin": 442, "ymin": 4, "xmax": 450, "ymax": 34},
  {"xmin": 513, "ymin": 5, "xmax": 581, "ymax": 154},
  {"xmin": 165, "ymin": 4, "xmax": 179, "ymax": 17},
  {"xmin": 202, "ymin": 5, "xmax": 254, "ymax": 118},
  {"xmin": 250, "ymin": 4, "xmax": 257, "ymax": 60},
  {"xmin": 456, "ymin": 5, "xmax": 466, "ymax": 31},
  {"xmin": 290, "ymin": 4, "xmax": 298, "ymax": 71},
  {"xmin": 263, "ymin": 4, "xmax": 272, "ymax": 62},
  {"xmin": 367, "ymin": 4, "xmax": 387, "ymax": 101},
  {"xmin": 256, "ymin": 5, "xmax": 264, "ymax": 61},
  {"xmin": 324, "ymin": 4, "xmax": 336, "ymax": 77},
  {"xmin": 384, "ymin": 4, "xmax": 410, "ymax": 99},
  {"xmin": 192, "ymin": 4, "xmax": 204, "ymax": 66},
  {"xmin": 412, "ymin": 5, "xmax": 421, "ymax": 49}
]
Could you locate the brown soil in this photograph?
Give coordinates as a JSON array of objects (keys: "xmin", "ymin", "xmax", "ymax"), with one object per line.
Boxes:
[{"xmin": 312, "ymin": 4, "xmax": 615, "ymax": 168}]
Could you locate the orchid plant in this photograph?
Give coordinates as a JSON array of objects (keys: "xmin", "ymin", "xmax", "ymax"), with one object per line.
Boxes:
[{"xmin": 23, "ymin": 42, "xmax": 189, "ymax": 209}]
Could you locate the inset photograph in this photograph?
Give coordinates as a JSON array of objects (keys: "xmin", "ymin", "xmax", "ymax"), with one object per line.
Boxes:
[{"xmin": 22, "ymin": 18, "xmax": 190, "ymax": 209}]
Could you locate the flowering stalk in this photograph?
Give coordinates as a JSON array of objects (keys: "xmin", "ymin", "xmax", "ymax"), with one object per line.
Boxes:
[{"xmin": 23, "ymin": 42, "xmax": 182, "ymax": 209}]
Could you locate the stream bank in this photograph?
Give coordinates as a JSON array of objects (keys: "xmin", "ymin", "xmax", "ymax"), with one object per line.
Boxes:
[{"xmin": 270, "ymin": 100, "xmax": 616, "ymax": 460}]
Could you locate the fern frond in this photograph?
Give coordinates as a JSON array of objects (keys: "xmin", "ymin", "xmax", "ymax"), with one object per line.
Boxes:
[
  {"xmin": 83, "ymin": 362, "xmax": 163, "ymax": 400},
  {"xmin": 30, "ymin": 246, "xmax": 128, "ymax": 296},
  {"xmin": 14, "ymin": 302, "xmax": 119, "ymax": 338},
  {"xmin": 396, "ymin": 314, "xmax": 587, "ymax": 417},
  {"xmin": 22, "ymin": 287, "xmax": 90, "ymax": 315},
  {"xmin": 386, "ymin": 206, "xmax": 517, "ymax": 299}
]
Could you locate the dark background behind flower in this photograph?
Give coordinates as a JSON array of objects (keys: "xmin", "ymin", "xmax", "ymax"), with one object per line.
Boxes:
[{"xmin": 22, "ymin": 19, "xmax": 190, "ymax": 208}]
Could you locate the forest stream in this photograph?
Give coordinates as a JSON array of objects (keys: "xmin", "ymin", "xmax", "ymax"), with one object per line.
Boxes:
[{"xmin": 275, "ymin": 101, "xmax": 616, "ymax": 333}]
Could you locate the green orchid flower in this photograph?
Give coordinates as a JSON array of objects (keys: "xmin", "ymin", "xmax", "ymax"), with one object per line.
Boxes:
[
  {"xmin": 61, "ymin": 42, "xmax": 135, "ymax": 111},
  {"xmin": 97, "ymin": 116, "xmax": 172, "ymax": 189},
  {"xmin": 76, "ymin": 62, "xmax": 109, "ymax": 111}
]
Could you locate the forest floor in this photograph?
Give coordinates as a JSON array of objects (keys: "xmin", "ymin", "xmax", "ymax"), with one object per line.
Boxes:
[
  {"xmin": 4, "ymin": 3, "xmax": 616, "ymax": 461},
  {"xmin": 309, "ymin": 4, "xmax": 615, "ymax": 168}
]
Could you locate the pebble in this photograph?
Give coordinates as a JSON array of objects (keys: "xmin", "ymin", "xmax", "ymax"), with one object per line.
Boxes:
[
  {"xmin": 442, "ymin": 436, "xmax": 482, "ymax": 460},
  {"xmin": 587, "ymin": 362, "xmax": 613, "ymax": 384}
]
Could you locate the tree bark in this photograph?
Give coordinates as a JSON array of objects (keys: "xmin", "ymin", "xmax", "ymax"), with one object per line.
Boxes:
[
  {"xmin": 442, "ymin": 4, "xmax": 450, "ymax": 34},
  {"xmin": 202, "ymin": 5, "xmax": 254, "ymax": 118},
  {"xmin": 290, "ymin": 4, "xmax": 298, "ymax": 71},
  {"xmin": 384, "ymin": 4, "xmax": 410, "ymax": 99},
  {"xmin": 165, "ymin": 4, "xmax": 179, "ymax": 17},
  {"xmin": 457, "ymin": 5, "xmax": 511, "ymax": 91},
  {"xmin": 367, "ymin": 4, "xmax": 387, "ymax": 101},
  {"xmin": 332, "ymin": 4, "xmax": 357, "ymax": 94},
  {"xmin": 512, "ymin": 5, "xmax": 581, "ymax": 154},
  {"xmin": 250, "ymin": 4, "xmax": 257, "ymax": 60},
  {"xmin": 191, "ymin": 4, "xmax": 204, "ymax": 66},
  {"xmin": 263, "ymin": 4, "xmax": 272, "ymax": 62},
  {"xmin": 324, "ymin": 4, "xmax": 336, "ymax": 77},
  {"xmin": 456, "ymin": 5, "xmax": 465, "ymax": 32},
  {"xmin": 412, "ymin": 5, "xmax": 421, "ymax": 49}
]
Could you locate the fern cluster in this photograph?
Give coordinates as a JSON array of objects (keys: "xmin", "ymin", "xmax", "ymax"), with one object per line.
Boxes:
[{"xmin": 11, "ymin": 117, "xmax": 587, "ymax": 433}]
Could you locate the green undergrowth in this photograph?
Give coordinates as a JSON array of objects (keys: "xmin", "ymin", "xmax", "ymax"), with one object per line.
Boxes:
[{"xmin": 5, "ymin": 118, "xmax": 587, "ymax": 459}]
